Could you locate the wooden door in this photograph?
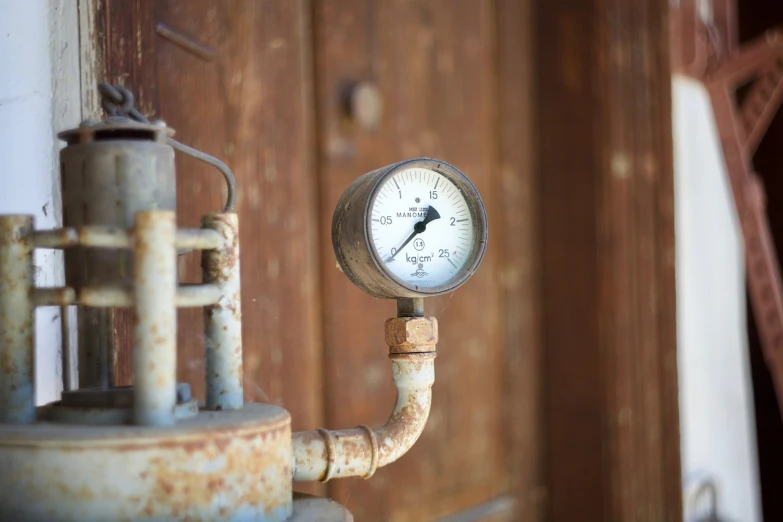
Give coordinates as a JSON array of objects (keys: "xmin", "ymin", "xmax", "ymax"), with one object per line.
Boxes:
[
  {"xmin": 95, "ymin": 1, "xmax": 537, "ymax": 520},
  {"xmin": 94, "ymin": 0, "xmax": 681, "ymax": 520}
]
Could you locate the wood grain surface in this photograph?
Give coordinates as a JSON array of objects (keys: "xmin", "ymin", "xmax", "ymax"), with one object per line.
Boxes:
[{"xmin": 96, "ymin": 1, "xmax": 680, "ymax": 520}]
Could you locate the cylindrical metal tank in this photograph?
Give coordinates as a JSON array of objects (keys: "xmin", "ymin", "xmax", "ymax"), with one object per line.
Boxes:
[
  {"xmin": 58, "ymin": 118, "xmax": 176, "ymax": 288},
  {"xmin": 0, "ymin": 404, "xmax": 294, "ymax": 522},
  {"xmin": 58, "ymin": 118, "xmax": 177, "ymax": 389}
]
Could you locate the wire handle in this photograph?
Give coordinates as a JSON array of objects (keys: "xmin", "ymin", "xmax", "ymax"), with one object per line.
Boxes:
[{"xmin": 97, "ymin": 83, "xmax": 237, "ymax": 212}]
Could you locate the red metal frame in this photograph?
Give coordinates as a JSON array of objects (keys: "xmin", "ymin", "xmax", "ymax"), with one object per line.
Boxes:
[
  {"xmin": 704, "ymin": 33, "xmax": 783, "ymax": 417},
  {"xmin": 673, "ymin": 0, "xmax": 783, "ymax": 415}
]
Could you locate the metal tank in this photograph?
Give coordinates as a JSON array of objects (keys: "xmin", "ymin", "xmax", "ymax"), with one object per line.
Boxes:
[{"xmin": 0, "ymin": 85, "xmax": 451, "ymax": 521}]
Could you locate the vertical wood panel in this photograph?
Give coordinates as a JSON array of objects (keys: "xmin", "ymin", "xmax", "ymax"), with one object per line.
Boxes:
[
  {"xmin": 537, "ymin": 2, "xmax": 605, "ymax": 518},
  {"xmin": 496, "ymin": 0, "xmax": 546, "ymax": 520},
  {"xmin": 537, "ymin": 0, "xmax": 682, "ymax": 521},
  {"xmin": 596, "ymin": 1, "xmax": 681, "ymax": 519},
  {"xmin": 313, "ymin": 1, "xmax": 508, "ymax": 520}
]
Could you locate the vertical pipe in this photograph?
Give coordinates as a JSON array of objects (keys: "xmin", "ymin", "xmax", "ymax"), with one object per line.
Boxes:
[
  {"xmin": 202, "ymin": 213, "xmax": 243, "ymax": 410},
  {"xmin": 132, "ymin": 211, "xmax": 177, "ymax": 426},
  {"xmin": 397, "ymin": 297, "xmax": 424, "ymax": 317},
  {"xmin": 0, "ymin": 215, "xmax": 35, "ymax": 423}
]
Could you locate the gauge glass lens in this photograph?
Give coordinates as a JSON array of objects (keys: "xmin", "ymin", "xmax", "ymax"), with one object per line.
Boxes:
[{"xmin": 370, "ymin": 167, "xmax": 475, "ymax": 290}]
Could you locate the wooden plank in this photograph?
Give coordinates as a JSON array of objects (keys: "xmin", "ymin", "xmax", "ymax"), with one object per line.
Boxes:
[
  {"xmin": 537, "ymin": 0, "xmax": 682, "ymax": 520},
  {"xmin": 313, "ymin": 1, "xmax": 508, "ymax": 520},
  {"xmin": 495, "ymin": 0, "xmax": 545, "ymax": 520},
  {"xmin": 100, "ymin": 0, "xmax": 158, "ymax": 116},
  {"xmin": 537, "ymin": 3, "xmax": 605, "ymax": 519}
]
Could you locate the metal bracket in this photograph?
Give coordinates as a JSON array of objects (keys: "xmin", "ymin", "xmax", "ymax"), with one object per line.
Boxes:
[{"xmin": 693, "ymin": 28, "xmax": 783, "ymax": 419}]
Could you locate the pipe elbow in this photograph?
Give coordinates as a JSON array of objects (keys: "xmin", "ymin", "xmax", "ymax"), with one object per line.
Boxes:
[
  {"xmin": 291, "ymin": 353, "xmax": 435, "ymax": 482},
  {"xmin": 374, "ymin": 354, "xmax": 434, "ymax": 467}
]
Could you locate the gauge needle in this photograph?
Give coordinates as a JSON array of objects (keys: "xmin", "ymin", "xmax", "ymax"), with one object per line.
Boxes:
[{"xmin": 385, "ymin": 205, "xmax": 441, "ymax": 262}]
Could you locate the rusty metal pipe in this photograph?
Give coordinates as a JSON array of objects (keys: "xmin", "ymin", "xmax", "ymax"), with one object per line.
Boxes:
[
  {"xmin": 132, "ymin": 211, "xmax": 178, "ymax": 426},
  {"xmin": 177, "ymin": 284, "xmax": 222, "ymax": 307},
  {"xmin": 32, "ymin": 288, "xmax": 77, "ymax": 307},
  {"xmin": 291, "ymin": 352, "xmax": 436, "ymax": 482},
  {"xmin": 31, "ymin": 228, "xmax": 78, "ymax": 249},
  {"xmin": 176, "ymin": 229, "xmax": 223, "ymax": 250},
  {"xmin": 52, "ymin": 285, "xmax": 223, "ymax": 308},
  {"xmin": 202, "ymin": 213, "xmax": 244, "ymax": 411},
  {"xmin": 79, "ymin": 226, "xmax": 132, "ymax": 249},
  {"xmin": 0, "ymin": 216, "xmax": 36, "ymax": 424},
  {"xmin": 71, "ymin": 226, "xmax": 225, "ymax": 251},
  {"xmin": 79, "ymin": 286, "xmax": 132, "ymax": 307}
]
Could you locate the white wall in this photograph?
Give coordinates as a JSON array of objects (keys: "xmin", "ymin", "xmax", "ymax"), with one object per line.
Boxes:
[
  {"xmin": 673, "ymin": 76, "xmax": 762, "ymax": 522},
  {"xmin": 0, "ymin": 1, "xmax": 81, "ymax": 404}
]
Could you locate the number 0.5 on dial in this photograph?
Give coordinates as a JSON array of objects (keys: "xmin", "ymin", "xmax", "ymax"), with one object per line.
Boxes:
[{"xmin": 370, "ymin": 167, "xmax": 476, "ymax": 289}]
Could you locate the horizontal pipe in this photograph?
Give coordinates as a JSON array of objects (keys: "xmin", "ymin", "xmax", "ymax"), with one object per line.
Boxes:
[
  {"xmin": 291, "ymin": 353, "xmax": 436, "ymax": 482},
  {"xmin": 176, "ymin": 229, "xmax": 224, "ymax": 250},
  {"xmin": 33, "ymin": 285, "xmax": 223, "ymax": 308},
  {"xmin": 33, "ymin": 287, "xmax": 76, "ymax": 307},
  {"xmin": 176, "ymin": 284, "xmax": 222, "ymax": 307},
  {"xmin": 26, "ymin": 226, "xmax": 225, "ymax": 251},
  {"xmin": 79, "ymin": 226, "xmax": 131, "ymax": 248},
  {"xmin": 31, "ymin": 228, "xmax": 78, "ymax": 249},
  {"xmin": 79, "ymin": 286, "xmax": 132, "ymax": 307}
]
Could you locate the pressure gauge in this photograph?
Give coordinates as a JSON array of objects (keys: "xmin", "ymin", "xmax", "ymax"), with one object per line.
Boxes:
[{"xmin": 332, "ymin": 158, "xmax": 488, "ymax": 299}]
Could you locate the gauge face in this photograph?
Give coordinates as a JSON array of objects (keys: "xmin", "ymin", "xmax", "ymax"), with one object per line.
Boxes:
[
  {"xmin": 332, "ymin": 158, "xmax": 487, "ymax": 299},
  {"xmin": 369, "ymin": 167, "xmax": 475, "ymax": 291}
]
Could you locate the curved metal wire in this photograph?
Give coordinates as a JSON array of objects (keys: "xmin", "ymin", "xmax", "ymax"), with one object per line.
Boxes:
[{"xmin": 97, "ymin": 83, "xmax": 237, "ymax": 212}]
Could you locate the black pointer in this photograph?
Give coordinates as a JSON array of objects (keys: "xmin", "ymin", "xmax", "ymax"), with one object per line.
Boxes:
[{"xmin": 385, "ymin": 206, "xmax": 441, "ymax": 262}]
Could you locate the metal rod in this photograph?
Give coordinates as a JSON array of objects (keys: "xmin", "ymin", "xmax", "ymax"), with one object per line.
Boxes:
[
  {"xmin": 0, "ymin": 216, "xmax": 36, "ymax": 424},
  {"xmin": 175, "ymin": 229, "xmax": 224, "ymax": 250},
  {"xmin": 32, "ymin": 287, "xmax": 76, "ymax": 307},
  {"xmin": 397, "ymin": 297, "xmax": 424, "ymax": 317},
  {"xmin": 31, "ymin": 228, "xmax": 78, "ymax": 249},
  {"xmin": 202, "ymin": 213, "xmax": 244, "ymax": 410},
  {"xmin": 132, "ymin": 211, "xmax": 177, "ymax": 426},
  {"xmin": 79, "ymin": 286, "xmax": 133, "ymax": 307},
  {"xmin": 177, "ymin": 284, "xmax": 222, "ymax": 307},
  {"xmin": 66, "ymin": 226, "xmax": 224, "ymax": 251},
  {"xmin": 79, "ymin": 226, "xmax": 132, "ymax": 248},
  {"xmin": 75, "ymin": 285, "xmax": 221, "ymax": 308}
]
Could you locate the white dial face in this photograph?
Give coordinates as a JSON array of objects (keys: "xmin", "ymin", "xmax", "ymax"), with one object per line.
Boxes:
[{"xmin": 369, "ymin": 167, "xmax": 476, "ymax": 290}]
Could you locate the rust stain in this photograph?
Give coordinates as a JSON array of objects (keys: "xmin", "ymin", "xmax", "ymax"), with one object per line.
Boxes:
[{"xmin": 384, "ymin": 317, "xmax": 439, "ymax": 354}]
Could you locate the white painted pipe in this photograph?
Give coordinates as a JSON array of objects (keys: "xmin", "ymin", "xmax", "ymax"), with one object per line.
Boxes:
[
  {"xmin": 132, "ymin": 211, "xmax": 178, "ymax": 427},
  {"xmin": 291, "ymin": 353, "xmax": 435, "ymax": 482}
]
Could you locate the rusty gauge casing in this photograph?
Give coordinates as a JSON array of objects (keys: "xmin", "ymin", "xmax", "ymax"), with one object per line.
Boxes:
[{"xmin": 332, "ymin": 158, "xmax": 488, "ymax": 299}]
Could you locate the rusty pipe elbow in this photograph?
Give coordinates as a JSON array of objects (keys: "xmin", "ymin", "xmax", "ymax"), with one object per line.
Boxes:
[{"xmin": 291, "ymin": 352, "xmax": 436, "ymax": 482}]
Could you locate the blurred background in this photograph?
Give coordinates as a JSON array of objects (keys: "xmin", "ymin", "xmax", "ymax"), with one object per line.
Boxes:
[{"xmin": 6, "ymin": 0, "xmax": 783, "ymax": 520}]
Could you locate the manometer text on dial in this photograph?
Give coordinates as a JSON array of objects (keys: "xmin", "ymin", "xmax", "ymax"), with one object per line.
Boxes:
[{"xmin": 370, "ymin": 168, "xmax": 476, "ymax": 290}]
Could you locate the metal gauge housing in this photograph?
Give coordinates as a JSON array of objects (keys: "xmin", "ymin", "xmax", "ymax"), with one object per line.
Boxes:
[{"xmin": 332, "ymin": 157, "xmax": 488, "ymax": 299}]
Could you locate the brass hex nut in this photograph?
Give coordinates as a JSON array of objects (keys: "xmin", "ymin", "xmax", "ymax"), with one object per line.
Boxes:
[{"xmin": 384, "ymin": 317, "xmax": 438, "ymax": 354}]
